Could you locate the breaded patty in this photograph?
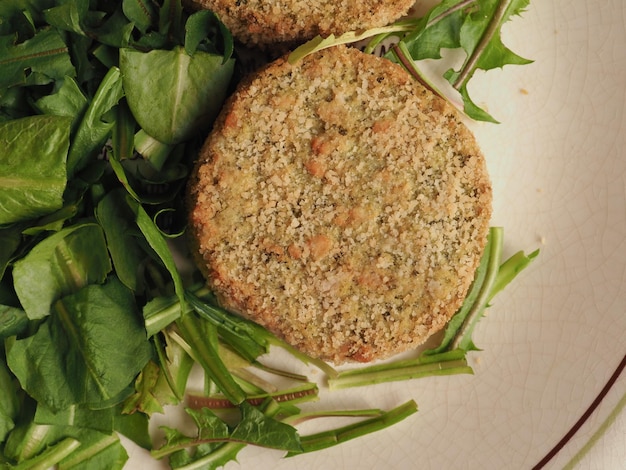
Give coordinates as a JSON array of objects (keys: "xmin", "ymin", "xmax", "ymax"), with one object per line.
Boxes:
[
  {"xmin": 187, "ymin": 45, "xmax": 492, "ymax": 364},
  {"xmin": 185, "ymin": 0, "xmax": 415, "ymax": 47}
]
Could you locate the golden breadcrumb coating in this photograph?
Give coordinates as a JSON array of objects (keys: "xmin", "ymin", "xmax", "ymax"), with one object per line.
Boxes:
[
  {"xmin": 185, "ymin": 0, "xmax": 415, "ymax": 47},
  {"xmin": 187, "ymin": 45, "xmax": 492, "ymax": 364}
]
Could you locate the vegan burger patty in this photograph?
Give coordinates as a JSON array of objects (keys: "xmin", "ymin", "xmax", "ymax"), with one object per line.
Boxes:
[{"xmin": 187, "ymin": 45, "xmax": 492, "ymax": 363}]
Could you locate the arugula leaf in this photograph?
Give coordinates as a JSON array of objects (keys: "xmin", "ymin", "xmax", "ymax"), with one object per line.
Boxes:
[
  {"xmin": 10, "ymin": 437, "xmax": 82, "ymax": 470},
  {"xmin": 187, "ymin": 291, "xmax": 338, "ymax": 378},
  {"xmin": 122, "ymin": 0, "xmax": 159, "ymax": 34},
  {"xmin": 184, "ymin": 10, "xmax": 235, "ymax": 58},
  {"xmin": 125, "ymin": 196, "xmax": 185, "ymax": 305},
  {"xmin": 87, "ymin": 7, "xmax": 136, "ymax": 50},
  {"xmin": 489, "ymin": 247, "xmax": 540, "ymax": 300},
  {"xmin": 287, "ymin": 400, "xmax": 418, "ymax": 456},
  {"xmin": 0, "ymin": 3, "xmax": 37, "ymax": 38},
  {"xmin": 231, "ymin": 402, "xmax": 302, "ymax": 452},
  {"xmin": 34, "ymin": 77, "xmax": 88, "ymax": 126},
  {"xmin": 132, "ymin": 129, "xmax": 175, "ymax": 171},
  {"xmin": 121, "ymin": 361, "xmax": 171, "ymax": 416},
  {"xmin": 44, "ymin": 0, "xmax": 134, "ymax": 49},
  {"xmin": 0, "ymin": 28, "xmax": 75, "ymax": 88},
  {"xmin": 153, "ymin": 402, "xmax": 301, "ymax": 463},
  {"xmin": 119, "ymin": 46, "xmax": 234, "ymax": 144},
  {"xmin": 0, "ymin": 305, "xmax": 28, "ymax": 340},
  {"xmin": 95, "ymin": 189, "xmax": 147, "ymax": 293},
  {"xmin": 0, "ymin": 2, "xmax": 539, "ymax": 467},
  {"xmin": 176, "ymin": 311, "xmax": 248, "ymax": 405},
  {"xmin": 154, "ymin": 408, "xmax": 234, "ymax": 467},
  {"xmin": 0, "ymin": 86, "xmax": 28, "ymax": 121},
  {"xmin": 3, "ymin": 422, "xmax": 128, "ymax": 470},
  {"xmin": 0, "ymin": 358, "xmax": 19, "ymax": 443},
  {"xmin": 422, "ymin": 227, "xmax": 499, "ymax": 355},
  {"xmin": 34, "ymin": 403, "xmax": 117, "ymax": 433},
  {"xmin": 3, "ymin": 409, "xmax": 74, "ymax": 464},
  {"xmin": 113, "ymin": 409, "xmax": 152, "ymax": 450},
  {"xmin": 12, "ymin": 223, "xmax": 112, "ymax": 320},
  {"xmin": 327, "ymin": 350, "xmax": 472, "ymax": 390},
  {"xmin": 0, "ymin": 223, "xmax": 25, "ymax": 279},
  {"xmin": 30, "ymin": 399, "xmax": 149, "ymax": 459},
  {"xmin": 6, "ymin": 276, "xmax": 152, "ymax": 411},
  {"xmin": 57, "ymin": 431, "xmax": 128, "ymax": 470},
  {"xmin": 287, "ymin": 22, "xmax": 416, "ymax": 64},
  {"xmin": 448, "ymin": 227, "xmax": 504, "ymax": 352},
  {"xmin": 0, "ymin": 115, "xmax": 71, "ymax": 225},
  {"xmin": 143, "ymin": 294, "xmax": 190, "ymax": 337},
  {"xmin": 43, "ymin": 0, "xmax": 93, "ymax": 35},
  {"xmin": 187, "ymin": 382, "xmax": 320, "ymax": 410},
  {"xmin": 128, "ymin": 330, "xmax": 196, "ymax": 416},
  {"xmin": 121, "ymin": 354, "xmax": 193, "ymax": 416},
  {"xmin": 66, "ymin": 66, "xmax": 124, "ymax": 176},
  {"xmin": 402, "ymin": 0, "xmax": 532, "ymax": 122},
  {"xmin": 107, "ymin": 104, "xmax": 191, "ymax": 205}
]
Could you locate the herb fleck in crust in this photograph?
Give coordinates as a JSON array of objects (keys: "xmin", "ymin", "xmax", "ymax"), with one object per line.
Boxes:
[{"xmin": 187, "ymin": 45, "xmax": 492, "ymax": 364}]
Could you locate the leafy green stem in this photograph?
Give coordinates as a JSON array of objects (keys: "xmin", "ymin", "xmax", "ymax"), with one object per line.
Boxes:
[
  {"xmin": 252, "ymin": 361, "xmax": 309, "ymax": 382},
  {"xmin": 170, "ymin": 442, "xmax": 247, "ymax": 470},
  {"xmin": 328, "ymin": 355, "xmax": 472, "ymax": 390},
  {"xmin": 427, "ymin": 0, "xmax": 477, "ymax": 28},
  {"xmin": 176, "ymin": 313, "xmax": 247, "ymax": 405},
  {"xmin": 286, "ymin": 400, "xmax": 418, "ymax": 456},
  {"xmin": 288, "ymin": 23, "xmax": 416, "ymax": 64},
  {"xmin": 187, "ymin": 382, "xmax": 319, "ymax": 409},
  {"xmin": 391, "ymin": 42, "xmax": 440, "ymax": 96},
  {"xmin": 281, "ymin": 408, "xmax": 385, "ymax": 426},
  {"xmin": 153, "ymin": 334, "xmax": 184, "ymax": 402},
  {"xmin": 453, "ymin": 0, "xmax": 510, "ymax": 89},
  {"xmin": 12, "ymin": 437, "xmax": 81, "ymax": 470},
  {"xmin": 186, "ymin": 291, "xmax": 338, "ymax": 378},
  {"xmin": 449, "ymin": 227, "xmax": 503, "ymax": 349},
  {"xmin": 489, "ymin": 248, "xmax": 540, "ymax": 301}
]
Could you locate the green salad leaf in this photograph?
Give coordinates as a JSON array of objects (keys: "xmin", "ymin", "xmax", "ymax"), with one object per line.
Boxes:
[
  {"xmin": 0, "ymin": 224, "xmax": 26, "ymax": 279},
  {"xmin": 56, "ymin": 431, "xmax": 128, "ymax": 470},
  {"xmin": 0, "ymin": 28, "xmax": 74, "ymax": 88},
  {"xmin": 34, "ymin": 77, "xmax": 89, "ymax": 123},
  {"xmin": 66, "ymin": 66, "xmax": 124, "ymax": 176},
  {"xmin": 95, "ymin": 189, "xmax": 148, "ymax": 293},
  {"xmin": 6, "ymin": 277, "xmax": 152, "ymax": 411},
  {"xmin": 0, "ymin": 358, "xmax": 19, "ymax": 443},
  {"xmin": 153, "ymin": 402, "xmax": 301, "ymax": 465},
  {"xmin": 122, "ymin": 358, "xmax": 189, "ymax": 416},
  {"xmin": 3, "ymin": 417, "xmax": 129, "ymax": 470},
  {"xmin": 184, "ymin": 9, "xmax": 234, "ymax": 58},
  {"xmin": 0, "ymin": 305, "xmax": 28, "ymax": 340},
  {"xmin": 12, "ymin": 223, "xmax": 112, "ymax": 320},
  {"xmin": 122, "ymin": 0, "xmax": 159, "ymax": 34},
  {"xmin": 0, "ymin": 115, "xmax": 71, "ymax": 225},
  {"xmin": 120, "ymin": 46, "xmax": 235, "ymax": 144},
  {"xmin": 0, "ymin": 2, "xmax": 247, "ymax": 467},
  {"xmin": 34, "ymin": 404, "xmax": 119, "ymax": 433},
  {"xmin": 9, "ymin": 437, "xmax": 83, "ymax": 470}
]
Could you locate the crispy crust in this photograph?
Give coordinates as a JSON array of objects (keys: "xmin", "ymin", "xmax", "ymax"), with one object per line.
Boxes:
[
  {"xmin": 187, "ymin": 46, "xmax": 492, "ymax": 364},
  {"xmin": 185, "ymin": 0, "xmax": 415, "ymax": 47}
]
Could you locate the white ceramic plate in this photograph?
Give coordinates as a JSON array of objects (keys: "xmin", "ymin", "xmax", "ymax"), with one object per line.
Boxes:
[{"xmin": 127, "ymin": 0, "xmax": 626, "ymax": 468}]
